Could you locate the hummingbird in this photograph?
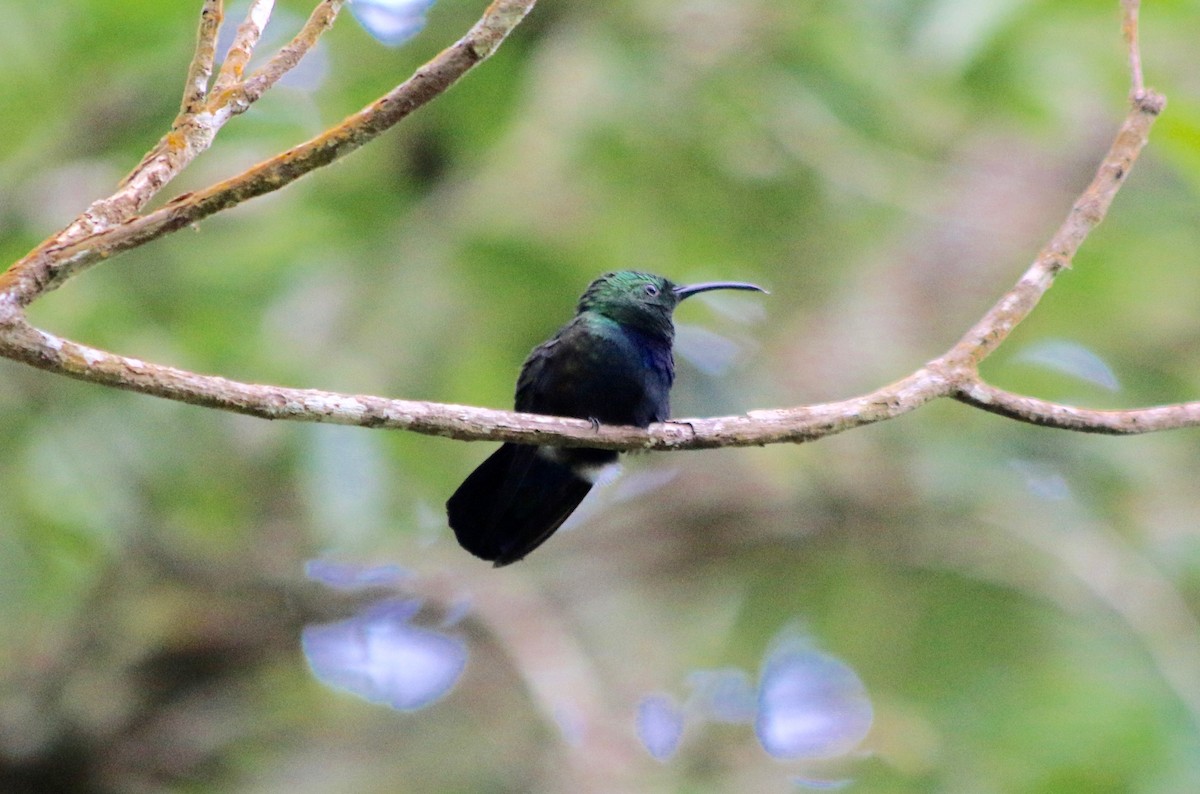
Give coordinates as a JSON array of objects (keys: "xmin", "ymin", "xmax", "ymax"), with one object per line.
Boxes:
[{"xmin": 446, "ymin": 270, "xmax": 767, "ymax": 566}]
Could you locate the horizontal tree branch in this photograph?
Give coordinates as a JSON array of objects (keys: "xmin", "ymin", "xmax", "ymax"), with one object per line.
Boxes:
[{"xmin": 0, "ymin": 317, "xmax": 947, "ymax": 449}]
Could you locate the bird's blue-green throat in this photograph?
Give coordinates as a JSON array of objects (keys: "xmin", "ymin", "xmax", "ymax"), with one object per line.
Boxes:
[{"xmin": 446, "ymin": 271, "xmax": 767, "ymax": 566}]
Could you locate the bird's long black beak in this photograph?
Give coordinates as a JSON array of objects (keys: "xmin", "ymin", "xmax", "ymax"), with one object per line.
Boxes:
[{"xmin": 673, "ymin": 280, "xmax": 769, "ymax": 300}]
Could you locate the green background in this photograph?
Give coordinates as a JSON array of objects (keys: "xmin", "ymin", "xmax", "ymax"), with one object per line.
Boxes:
[{"xmin": 2, "ymin": 0, "xmax": 1200, "ymax": 791}]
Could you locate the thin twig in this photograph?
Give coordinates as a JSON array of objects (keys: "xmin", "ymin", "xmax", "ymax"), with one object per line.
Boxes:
[
  {"xmin": 4, "ymin": 1, "xmax": 231, "ymax": 252},
  {"xmin": 179, "ymin": 0, "xmax": 224, "ymax": 115},
  {"xmin": 122, "ymin": 0, "xmax": 344, "ymax": 200},
  {"xmin": 1122, "ymin": 0, "xmax": 1145, "ymax": 98},
  {"xmin": 120, "ymin": 0, "xmax": 278, "ymax": 198},
  {"xmin": 212, "ymin": 0, "xmax": 275, "ymax": 94},
  {"xmin": 238, "ymin": 0, "xmax": 346, "ymax": 104}
]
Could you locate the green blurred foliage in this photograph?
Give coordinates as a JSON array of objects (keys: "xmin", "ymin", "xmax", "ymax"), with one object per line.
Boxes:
[{"xmin": 2, "ymin": 0, "xmax": 1200, "ymax": 791}]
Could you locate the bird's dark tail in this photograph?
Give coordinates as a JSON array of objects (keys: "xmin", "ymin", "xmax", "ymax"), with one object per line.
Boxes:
[{"xmin": 446, "ymin": 444, "xmax": 596, "ymax": 566}]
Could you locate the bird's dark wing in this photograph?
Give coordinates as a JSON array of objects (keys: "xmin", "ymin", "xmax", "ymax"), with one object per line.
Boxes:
[
  {"xmin": 445, "ymin": 443, "xmax": 592, "ymax": 566},
  {"xmin": 516, "ymin": 317, "xmax": 673, "ymax": 427},
  {"xmin": 515, "ymin": 331, "xmax": 562, "ymax": 414}
]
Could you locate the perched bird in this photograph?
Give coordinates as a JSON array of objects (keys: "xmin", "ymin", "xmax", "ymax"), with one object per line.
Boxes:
[{"xmin": 446, "ymin": 270, "xmax": 766, "ymax": 566}]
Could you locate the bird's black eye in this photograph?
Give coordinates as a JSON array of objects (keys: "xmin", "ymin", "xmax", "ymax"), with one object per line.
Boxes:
[{"xmin": 643, "ymin": 283, "xmax": 660, "ymax": 297}]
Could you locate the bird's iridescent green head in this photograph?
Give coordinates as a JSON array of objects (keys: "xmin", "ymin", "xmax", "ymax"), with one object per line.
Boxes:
[
  {"xmin": 577, "ymin": 271, "xmax": 678, "ymax": 330},
  {"xmin": 577, "ymin": 270, "xmax": 766, "ymax": 335}
]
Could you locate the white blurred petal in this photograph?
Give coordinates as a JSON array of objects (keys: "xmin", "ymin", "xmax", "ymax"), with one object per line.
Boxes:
[
  {"xmin": 637, "ymin": 694, "xmax": 685, "ymax": 761},
  {"xmin": 351, "ymin": 0, "xmax": 437, "ymax": 46},
  {"xmin": 303, "ymin": 598, "xmax": 467, "ymax": 711},
  {"xmin": 755, "ymin": 633, "xmax": 873, "ymax": 760}
]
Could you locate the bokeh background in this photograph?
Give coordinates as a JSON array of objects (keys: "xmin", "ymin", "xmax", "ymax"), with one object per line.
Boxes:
[{"xmin": 3, "ymin": 0, "xmax": 1200, "ymax": 791}]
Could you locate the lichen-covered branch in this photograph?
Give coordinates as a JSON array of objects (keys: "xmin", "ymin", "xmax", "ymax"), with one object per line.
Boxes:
[
  {"xmin": 211, "ymin": 0, "xmax": 275, "ymax": 93},
  {"xmin": 0, "ymin": 0, "xmax": 533, "ymax": 307},
  {"xmin": 179, "ymin": 0, "xmax": 223, "ymax": 115},
  {"xmin": 238, "ymin": 0, "xmax": 345, "ymax": 103},
  {"xmin": 0, "ymin": 0, "xmax": 349, "ymax": 307},
  {"xmin": 0, "ymin": 0, "xmax": 1194, "ymax": 450}
]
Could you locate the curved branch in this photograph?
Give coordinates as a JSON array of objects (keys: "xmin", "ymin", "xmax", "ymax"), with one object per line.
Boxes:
[
  {"xmin": 954, "ymin": 380, "xmax": 1200, "ymax": 435},
  {"xmin": 944, "ymin": 90, "xmax": 1164, "ymax": 370},
  {"xmin": 0, "ymin": 81, "xmax": 1181, "ymax": 449}
]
